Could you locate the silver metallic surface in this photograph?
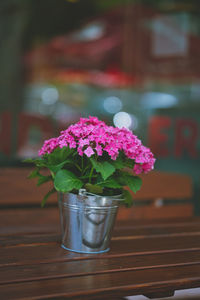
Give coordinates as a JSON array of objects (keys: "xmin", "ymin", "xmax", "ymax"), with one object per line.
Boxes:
[{"xmin": 58, "ymin": 192, "xmax": 121, "ymax": 253}]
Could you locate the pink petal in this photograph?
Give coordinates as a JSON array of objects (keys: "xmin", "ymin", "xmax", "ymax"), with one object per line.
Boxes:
[{"xmin": 84, "ymin": 146, "xmax": 94, "ymax": 157}]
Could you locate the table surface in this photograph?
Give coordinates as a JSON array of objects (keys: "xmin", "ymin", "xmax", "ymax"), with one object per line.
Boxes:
[{"xmin": 0, "ymin": 207, "xmax": 200, "ymax": 300}]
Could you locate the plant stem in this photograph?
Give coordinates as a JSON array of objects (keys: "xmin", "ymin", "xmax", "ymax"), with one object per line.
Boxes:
[
  {"xmin": 82, "ymin": 164, "xmax": 89, "ymax": 175},
  {"xmin": 89, "ymin": 166, "xmax": 94, "ymax": 184},
  {"xmin": 75, "ymin": 163, "xmax": 82, "ymax": 172},
  {"xmin": 81, "ymin": 156, "xmax": 84, "ymax": 175}
]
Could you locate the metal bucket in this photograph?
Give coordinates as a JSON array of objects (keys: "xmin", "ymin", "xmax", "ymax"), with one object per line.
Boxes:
[{"xmin": 58, "ymin": 190, "xmax": 121, "ymax": 254}]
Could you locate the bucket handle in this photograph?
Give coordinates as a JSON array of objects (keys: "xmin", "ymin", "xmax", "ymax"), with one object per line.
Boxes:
[{"xmin": 79, "ymin": 189, "xmax": 123, "ymax": 201}]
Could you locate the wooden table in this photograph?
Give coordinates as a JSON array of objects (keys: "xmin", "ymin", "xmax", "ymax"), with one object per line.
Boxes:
[{"xmin": 0, "ymin": 207, "xmax": 200, "ymax": 299}]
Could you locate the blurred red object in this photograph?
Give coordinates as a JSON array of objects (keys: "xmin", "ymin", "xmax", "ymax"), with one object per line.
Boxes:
[{"xmin": 25, "ymin": 3, "xmax": 200, "ymax": 84}]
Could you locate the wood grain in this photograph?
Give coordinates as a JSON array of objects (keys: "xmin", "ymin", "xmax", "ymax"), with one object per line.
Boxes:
[
  {"xmin": 0, "ymin": 264, "xmax": 199, "ymax": 299},
  {"xmin": 0, "ymin": 167, "xmax": 57, "ymax": 206},
  {"xmin": 0, "ymin": 166, "xmax": 198, "ymax": 299},
  {"xmin": 131, "ymin": 170, "xmax": 193, "ymax": 200},
  {"xmin": 0, "ymin": 207, "xmax": 199, "ymax": 235},
  {"xmin": 0, "ymin": 250, "xmax": 200, "ymax": 285},
  {"xmin": 0, "ymin": 208, "xmax": 60, "ymax": 235},
  {"xmin": 1, "ymin": 222, "xmax": 200, "ymax": 247},
  {"xmin": 0, "ymin": 207, "xmax": 200, "ymax": 299},
  {"xmin": 117, "ymin": 204, "xmax": 193, "ymax": 220},
  {"xmin": 1, "ymin": 233, "xmax": 200, "ymax": 267}
]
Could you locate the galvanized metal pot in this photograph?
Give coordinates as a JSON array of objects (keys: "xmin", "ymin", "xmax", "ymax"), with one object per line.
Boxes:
[{"xmin": 58, "ymin": 190, "xmax": 121, "ymax": 254}]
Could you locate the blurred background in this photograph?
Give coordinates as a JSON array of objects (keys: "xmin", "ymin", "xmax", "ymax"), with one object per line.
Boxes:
[{"xmin": 0, "ymin": 0, "xmax": 199, "ymax": 214}]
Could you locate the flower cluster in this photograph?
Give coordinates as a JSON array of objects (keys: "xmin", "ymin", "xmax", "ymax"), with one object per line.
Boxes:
[{"xmin": 39, "ymin": 116, "xmax": 155, "ymax": 174}]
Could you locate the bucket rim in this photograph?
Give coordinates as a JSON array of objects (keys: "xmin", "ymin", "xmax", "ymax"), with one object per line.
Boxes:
[{"xmin": 59, "ymin": 191, "xmax": 123, "ymax": 200}]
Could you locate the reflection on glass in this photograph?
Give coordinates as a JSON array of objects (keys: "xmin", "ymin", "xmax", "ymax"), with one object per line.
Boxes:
[
  {"xmin": 41, "ymin": 87, "xmax": 59, "ymax": 105},
  {"xmin": 141, "ymin": 92, "xmax": 178, "ymax": 109},
  {"xmin": 71, "ymin": 21, "xmax": 105, "ymax": 42},
  {"xmin": 113, "ymin": 112, "xmax": 132, "ymax": 129},
  {"xmin": 103, "ymin": 96, "xmax": 122, "ymax": 114}
]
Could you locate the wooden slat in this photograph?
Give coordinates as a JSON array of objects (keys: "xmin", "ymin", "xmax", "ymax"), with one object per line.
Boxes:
[
  {"xmin": 114, "ymin": 221, "xmax": 200, "ymax": 237},
  {"xmin": 0, "ymin": 168, "xmax": 194, "ymax": 222},
  {"xmin": 1, "ymin": 216, "xmax": 200, "ymax": 246},
  {"xmin": 1, "ymin": 222, "xmax": 200, "ymax": 247},
  {"xmin": 0, "ymin": 208, "xmax": 199, "ymax": 235},
  {"xmin": 0, "ymin": 208, "xmax": 60, "ymax": 235},
  {"xmin": 115, "ymin": 218, "xmax": 200, "ymax": 228},
  {"xmin": 120, "ymin": 170, "xmax": 193, "ymax": 220},
  {"xmin": 0, "ymin": 208, "xmax": 199, "ymax": 299},
  {"xmin": 0, "ymin": 264, "xmax": 199, "ymax": 299},
  {"xmin": 0, "ymin": 168, "xmax": 57, "ymax": 206},
  {"xmin": 130, "ymin": 170, "xmax": 193, "ymax": 200},
  {"xmin": 0, "ymin": 233, "xmax": 60, "ymax": 247},
  {"xmin": 1, "ymin": 234, "xmax": 200, "ymax": 267},
  {"xmin": 0, "ymin": 251, "xmax": 200, "ymax": 285},
  {"xmin": 117, "ymin": 204, "xmax": 193, "ymax": 220},
  {"xmin": 0, "ymin": 168, "xmax": 193, "ymax": 203}
]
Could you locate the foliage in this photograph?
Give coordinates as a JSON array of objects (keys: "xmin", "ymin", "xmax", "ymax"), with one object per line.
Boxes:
[{"xmin": 24, "ymin": 116, "xmax": 155, "ymax": 207}]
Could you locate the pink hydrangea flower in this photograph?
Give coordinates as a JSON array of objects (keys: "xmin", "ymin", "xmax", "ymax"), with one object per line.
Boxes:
[
  {"xmin": 38, "ymin": 138, "xmax": 59, "ymax": 156},
  {"xmin": 84, "ymin": 146, "xmax": 95, "ymax": 157},
  {"xmin": 79, "ymin": 138, "xmax": 90, "ymax": 148},
  {"xmin": 104, "ymin": 141, "xmax": 119, "ymax": 160},
  {"xmin": 38, "ymin": 116, "xmax": 155, "ymax": 175},
  {"xmin": 95, "ymin": 144, "xmax": 103, "ymax": 156}
]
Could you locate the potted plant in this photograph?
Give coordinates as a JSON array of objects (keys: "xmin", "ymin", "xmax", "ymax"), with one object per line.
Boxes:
[{"xmin": 26, "ymin": 116, "xmax": 155, "ymax": 253}]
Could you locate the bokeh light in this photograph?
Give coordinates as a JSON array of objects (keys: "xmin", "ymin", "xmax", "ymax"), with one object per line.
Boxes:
[
  {"xmin": 41, "ymin": 87, "xmax": 59, "ymax": 105},
  {"xmin": 103, "ymin": 96, "xmax": 122, "ymax": 114},
  {"xmin": 113, "ymin": 112, "xmax": 132, "ymax": 128}
]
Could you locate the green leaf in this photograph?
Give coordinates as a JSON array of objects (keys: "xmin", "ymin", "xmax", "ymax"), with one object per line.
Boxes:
[
  {"xmin": 47, "ymin": 147, "xmax": 74, "ymax": 165},
  {"xmin": 54, "ymin": 170, "xmax": 83, "ymax": 193},
  {"xmin": 122, "ymin": 172, "xmax": 142, "ymax": 193},
  {"xmin": 24, "ymin": 158, "xmax": 46, "ymax": 168},
  {"xmin": 23, "ymin": 158, "xmax": 36, "ymax": 164},
  {"xmin": 124, "ymin": 158, "xmax": 135, "ymax": 169},
  {"xmin": 110, "ymin": 156, "xmax": 124, "ymax": 170},
  {"xmin": 41, "ymin": 188, "xmax": 56, "ymax": 208},
  {"xmin": 90, "ymin": 158, "xmax": 115, "ymax": 180},
  {"xmin": 28, "ymin": 168, "xmax": 40, "ymax": 179},
  {"xmin": 47, "ymin": 159, "xmax": 71, "ymax": 173},
  {"xmin": 85, "ymin": 183, "xmax": 103, "ymax": 195},
  {"xmin": 109, "ymin": 152, "xmax": 135, "ymax": 170},
  {"xmin": 98, "ymin": 177, "xmax": 122, "ymax": 189},
  {"xmin": 37, "ymin": 175, "xmax": 52, "ymax": 186},
  {"xmin": 122, "ymin": 189, "xmax": 133, "ymax": 207}
]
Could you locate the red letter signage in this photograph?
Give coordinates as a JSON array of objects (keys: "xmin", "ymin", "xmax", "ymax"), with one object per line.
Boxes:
[
  {"xmin": 149, "ymin": 116, "xmax": 171, "ymax": 157},
  {"xmin": 175, "ymin": 119, "xmax": 198, "ymax": 158}
]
